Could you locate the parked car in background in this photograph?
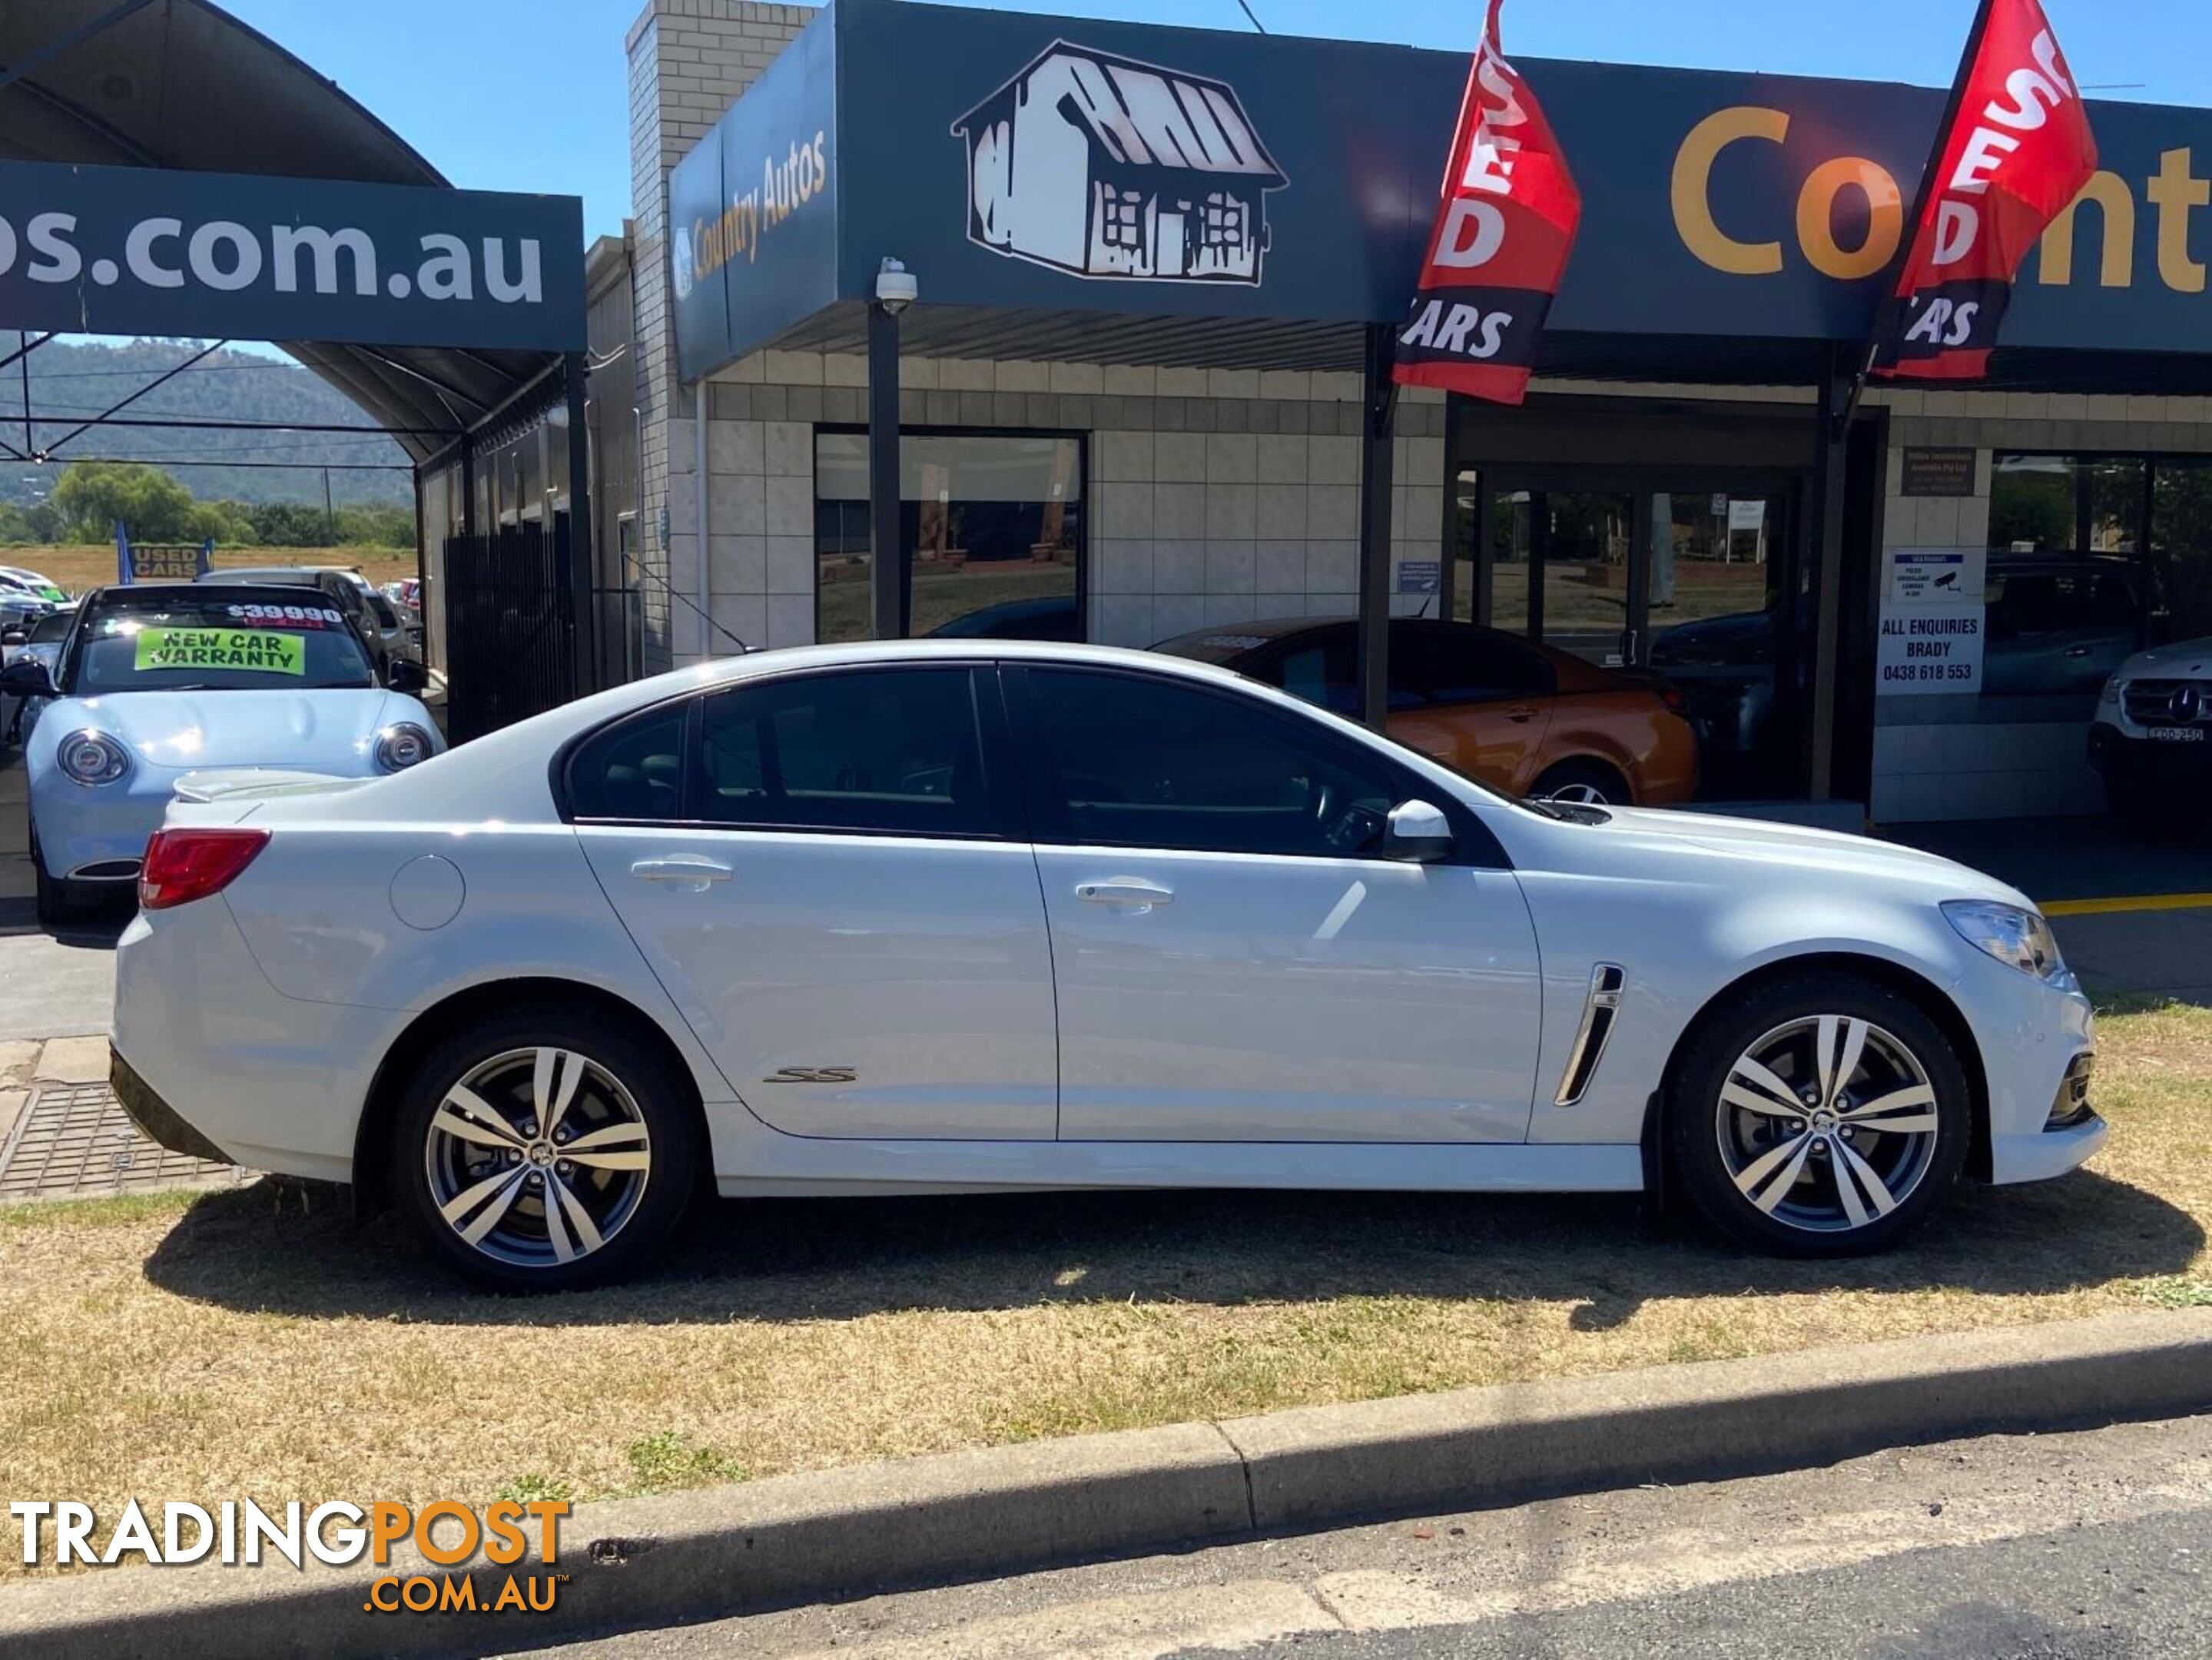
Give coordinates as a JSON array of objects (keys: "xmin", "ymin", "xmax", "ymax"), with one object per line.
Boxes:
[
  {"xmin": 198, "ymin": 566, "xmax": 415, "ymax": 675},
  {"xmin": 1156, "ymin": 617, "xmax": 1698, "ymax": 805},
  {"xmin": 2089, "ymin": 632, "xmax": 2212, "ymax": 828},
  {"xmin": 0, "ymin": 566, "xmax": 66, "ymax": 604},
  {"xmin": 110, "ymin": 639, "xmax": 2098, "ymax": 1289},
  {"xmin": 1980, "ymin": 555, "xmax": 2140, "ymax": 697},
  {"xmin": 5, "ymin": 607, "xmax": 77, "ymax": 743},
  {"xmin": 0, "ymin": 583, "xmax": 437, "ymax": 925},
  {"xmin": 927, "ymin": 593, "xmax": 1079, "ymax": 642}
]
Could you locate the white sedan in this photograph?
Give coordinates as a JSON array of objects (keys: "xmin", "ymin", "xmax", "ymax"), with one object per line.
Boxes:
[{"xmin": 111, "ymin": 642, "xmax": 2102, "ymax": 1289}]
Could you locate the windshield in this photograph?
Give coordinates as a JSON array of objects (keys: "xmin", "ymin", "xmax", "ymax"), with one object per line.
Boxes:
[{"xmin": 65, "ymin": 597, "xmax": 374, "ymax": 694}]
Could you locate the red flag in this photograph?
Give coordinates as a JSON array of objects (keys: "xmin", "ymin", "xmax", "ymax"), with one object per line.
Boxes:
[
  {"xmin": 1392, "ymin": 0, "xmax": 1580, "ymax": 406},
  {"xmin": 1870, "ymin": 0, "xmax": 2098, "ymax": 380}
]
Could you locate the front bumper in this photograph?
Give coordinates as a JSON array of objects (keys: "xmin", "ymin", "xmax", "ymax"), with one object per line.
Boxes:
[{"xmin": 2088, "ymin": 720, "xmax": 2212, "ymax": 786}]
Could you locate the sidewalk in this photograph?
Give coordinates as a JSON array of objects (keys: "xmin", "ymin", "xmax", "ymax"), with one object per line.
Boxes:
[{"xmin": 0, "ymin": 1033, "xmax": 244, "ymax": 1204}]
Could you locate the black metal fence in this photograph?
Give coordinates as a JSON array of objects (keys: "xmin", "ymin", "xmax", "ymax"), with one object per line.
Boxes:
[{"xmin": 441, "ymin": 516, "xmax": 579, "ymax": 744}]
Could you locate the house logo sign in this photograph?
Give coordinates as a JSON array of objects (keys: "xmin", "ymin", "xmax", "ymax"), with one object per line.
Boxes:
[{"xmin": 951, "ymin": 42, "xmax": 1287, "ymax": 287}]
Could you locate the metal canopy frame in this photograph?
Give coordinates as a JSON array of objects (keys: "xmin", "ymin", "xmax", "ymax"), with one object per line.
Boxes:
[{"xmin": 0, "ymin": 0, "xmax": 599, "ymax": 738}]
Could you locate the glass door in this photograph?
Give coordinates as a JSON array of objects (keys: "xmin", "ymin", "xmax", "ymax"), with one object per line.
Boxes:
[
  {"xmin": 1461, "ymin": 466, "xmax": 1806, "ymax": 801},
  {"xmin": 1643, "ymin": 486, "xmax": 1799, "ymax": 801}
]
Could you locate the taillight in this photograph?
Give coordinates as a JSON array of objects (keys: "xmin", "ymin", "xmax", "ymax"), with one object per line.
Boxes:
[
  {"xmin": 1660, "ymin": 686, "xmax": 1690, "ymax": 718},
  {"xmin": 138, "ymin": 828, "xmax": 271, "ymax": 911}
]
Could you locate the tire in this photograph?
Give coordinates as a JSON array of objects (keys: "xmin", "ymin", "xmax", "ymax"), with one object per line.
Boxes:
[
  {"xmin": 1530, "ymin": 758, "xmax": 1632, "ymax": 807},
  {"xmin": 391, "ymin": 1004, "xmax": 704, "ymax": 1291},
  {"xmin": 1666, "ymin": 972, "xmax": 1972, "ymax": 1257},
  {"xmin": 30, "ymin": 828, "xmax": 85, "ymax": 930}
]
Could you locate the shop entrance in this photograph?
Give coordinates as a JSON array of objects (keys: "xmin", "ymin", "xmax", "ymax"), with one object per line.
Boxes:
[
  {"xmin": 1444, "ymin": 395, "xmax": 1849, "ymax": 804},
  {"xmin": 1459, "ymin": 467, "xmax": 1802, "ymax": 802}
]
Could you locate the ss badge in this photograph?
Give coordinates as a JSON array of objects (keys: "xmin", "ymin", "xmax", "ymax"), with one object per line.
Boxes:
[{"xmin": 763, "ymin": 1066, "xmax": 858, "ymax": 1084}]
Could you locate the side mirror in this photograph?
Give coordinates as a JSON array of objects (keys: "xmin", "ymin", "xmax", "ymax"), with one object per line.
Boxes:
[
  {"xmin": 0, "ymin": 656, "xmax": 55, "ymax": 698},
  {"xmin": 385, "ymin": 657, "xmax": 428, "ymax": 693},
  {"xmin": 1381, "ymin": 798, "xmax": 1454, "ymax": 864}
]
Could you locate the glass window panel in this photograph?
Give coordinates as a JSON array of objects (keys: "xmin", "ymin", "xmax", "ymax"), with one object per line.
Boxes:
[
  {"xmin": 1985, "ymin": 453, "xmax": 2147, "ymax": 699},
  {"xmin": 815, "ymin": 432, "xmax": 1083, "ymax": 644},
  {"xmin": 2152, "ymin": 456, "xmax": 2212, "ymax": 645},
  {"xmin": 1022, "ymin": 668, "xmax": 1401, "ymax": 858},
  {"xmin": 1647, "ymin": 492, "xmax": 1776, "ymax": 632},
  {"xmin": 565, "ymin": 701, "xmax": 688, "ymax": 822},
  {"xmin": 695, "ymin": 668, "xmax": 991, "ymax": 837},
  {"xmin": 1535, "ymin": 490, "xmax": 1632, "ymax": 664}
]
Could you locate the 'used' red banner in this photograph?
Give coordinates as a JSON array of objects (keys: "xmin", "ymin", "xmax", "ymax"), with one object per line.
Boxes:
[
  {"xmin": 1870, "ymin": 0, "xmax": 2098, "ymax": 380},
  {"xmin": 1392, "ymin": 0, "xmax": 1580, "ymax": 406}
]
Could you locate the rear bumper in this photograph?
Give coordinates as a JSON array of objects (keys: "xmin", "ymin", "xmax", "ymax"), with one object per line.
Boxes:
[{"xmin": 109, "ymin": 1048, "xmax": 233, "ymax": 1166}]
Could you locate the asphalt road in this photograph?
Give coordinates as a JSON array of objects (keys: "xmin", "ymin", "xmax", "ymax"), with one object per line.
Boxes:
[{"xmin": 513, "ymin": 1413, "xmax": 2212, "ymax": 1660}]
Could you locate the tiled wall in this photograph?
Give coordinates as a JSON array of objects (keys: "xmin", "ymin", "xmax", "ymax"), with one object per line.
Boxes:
[{"xmin": 666, "ymin": 350, "xmax": 1453, "ymax": 667}]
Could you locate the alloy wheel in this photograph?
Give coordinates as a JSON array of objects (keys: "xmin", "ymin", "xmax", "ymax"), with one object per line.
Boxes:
[
  {"xmin": 423, "ymin": 1047, "xmax": 653, "ymax": 1270},
  {"xmin": 1713, "ymin": 1015, "xmax": 1941, "ymax": 1234}
]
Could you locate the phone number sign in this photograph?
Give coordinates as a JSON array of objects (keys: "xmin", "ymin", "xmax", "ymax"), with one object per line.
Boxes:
[{"xmin": 1877, "ymin": 605, "xmax": 1983, "ymax": 694}]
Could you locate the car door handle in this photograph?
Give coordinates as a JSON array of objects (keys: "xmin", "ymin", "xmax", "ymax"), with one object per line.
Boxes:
[
  {"xmin": 1505, "ymin": 704, "xmax": 1539, "ymax": 722},
  {"xmin": 1076, "ymin": 878, "xmax": 1175, "ymax": 908},
  {"xmin": 630, "ymin": 856, "xmax": 732, "ymax": 890}
]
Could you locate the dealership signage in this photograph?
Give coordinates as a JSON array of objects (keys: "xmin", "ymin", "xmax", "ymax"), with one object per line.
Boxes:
[
  {"xmin": 669, "ymin": 0, "xmax": 2212, "ymax": 380},
  {"xmin": 0, "ymin": 160, "xmax": 583, "ymax": 351},
  {"xmin": 668, "ymin": 9, "xmax": 838, "ymax": 381},
  {"xmin": 1879, "ymin": 546, "xmax": 1988, "ymax": 695}
]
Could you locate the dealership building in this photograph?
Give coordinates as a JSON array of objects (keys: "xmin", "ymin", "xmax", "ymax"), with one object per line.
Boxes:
[{"xmin": 589, "ymin": 0, "xmax": 2212, "ymax": 824}]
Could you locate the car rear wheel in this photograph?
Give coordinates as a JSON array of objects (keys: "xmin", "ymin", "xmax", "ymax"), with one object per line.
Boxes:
[
  {"xmin": 392, "ymin": 1007, "xmax": 703, "ymax": 1290},
  {"xmin": 1531, "ymin": 758, "xmax": 1631, "ymax": 807},
  {"xmin": 1666, "ymin": 974, "xmax": 1971, "ymax": 1257}
]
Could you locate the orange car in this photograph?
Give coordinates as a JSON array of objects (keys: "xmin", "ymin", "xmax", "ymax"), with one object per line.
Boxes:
[{"xmin": 1155, "ymin": 616, "xmax": 1699, "ymax": 806}]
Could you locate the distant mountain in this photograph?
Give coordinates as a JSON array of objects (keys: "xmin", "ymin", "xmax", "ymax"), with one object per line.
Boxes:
[{"xmin": 0, "ymin": 338, "xmax": 410, "ymax": 509}]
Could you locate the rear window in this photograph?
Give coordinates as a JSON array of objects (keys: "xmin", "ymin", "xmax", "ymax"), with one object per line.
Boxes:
[{"xmin": 65, "ymin": 596, "xmax": 374, "ymax": 694}]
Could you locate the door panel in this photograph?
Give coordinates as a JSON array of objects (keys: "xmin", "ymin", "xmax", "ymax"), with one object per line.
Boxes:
[
  {"xmin": 582, "ymin": 826, "xmax": 1059, "ymax": 1138},
  {"xmin": 565, "ymin": 664, "xmax": 1058, "ymax": 1140},
  {"xmin": 1039, "ymin": 848, "xmax": 1543, "ymax": 1141},
  {"xmin": 1009, "ymin": 663, "xmax": 1544, "ymax": 1144}
]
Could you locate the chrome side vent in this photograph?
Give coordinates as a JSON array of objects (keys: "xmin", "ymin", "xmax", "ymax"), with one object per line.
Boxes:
[{"xmin": 1554, "ymin": 963, "xmax": 1626, "ymax": 1107}]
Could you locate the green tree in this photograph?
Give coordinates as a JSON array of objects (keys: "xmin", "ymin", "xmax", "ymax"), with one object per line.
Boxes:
[
  {"xmin": 51, "ymin": 462, "xmax": 199, "ymax": 543},
  {"xmin": 331, "ymin": 503, "xmax": 413, "ymax": 548},
  {"xmin": 248, "ymin": 500, "xmax": 333, "ymax": 548}
]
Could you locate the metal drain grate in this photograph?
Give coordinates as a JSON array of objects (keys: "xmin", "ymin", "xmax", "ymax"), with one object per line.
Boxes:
[{"xmin": 0, "ymin": 1081, "xmax": 250, "ymax": 1203}]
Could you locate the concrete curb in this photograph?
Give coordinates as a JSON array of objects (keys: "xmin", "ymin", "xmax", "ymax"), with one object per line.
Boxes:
[{"xmin": 4, "ymin": 1310, "xmax": 2209, "ymax": 1658}]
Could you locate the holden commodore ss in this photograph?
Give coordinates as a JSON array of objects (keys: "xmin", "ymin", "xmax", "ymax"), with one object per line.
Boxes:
[
  {"xmin": 2, "ymin": 583, "xmax": 439, "ymax": 926},
  {"xmin": 109, "ymin": 642, "xmax": 2101, "ymax": 1289}
]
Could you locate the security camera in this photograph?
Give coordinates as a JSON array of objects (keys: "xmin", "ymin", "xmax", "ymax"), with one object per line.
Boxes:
[{"xmin": 874, "ymin": 257, "xmax": 917, "ymax": 315}]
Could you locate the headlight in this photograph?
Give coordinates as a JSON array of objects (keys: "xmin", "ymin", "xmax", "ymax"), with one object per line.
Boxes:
[
  {"xmin": 1942, "ymin": 898, "xmax": 2071, "ymax": 984},
  {"xmin": 2098, "ymin": 676, "xmax": 2121, "ymax": 706},
  {"xmin": 373, "ymin": 722, "xmax": 435, "ymax": 772},
  {"xmin": 56, "ymin": 729, "xmax": 131, "ymax": 787}
]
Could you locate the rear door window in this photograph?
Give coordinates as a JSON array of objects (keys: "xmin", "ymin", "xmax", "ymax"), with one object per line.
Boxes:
[{"xmin": 695, "ymin": 667, "xmax": 997, "ymax": 838}]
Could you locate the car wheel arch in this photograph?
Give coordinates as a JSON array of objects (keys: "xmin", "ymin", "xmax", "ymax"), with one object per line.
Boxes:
[
  {"xmin": 350, "ymin": 978, "xmax": 711, "ymax": 1219},
  {"xmin": 1652, "ymin": 951, "xmax": 1993, "ymax": 1186}
]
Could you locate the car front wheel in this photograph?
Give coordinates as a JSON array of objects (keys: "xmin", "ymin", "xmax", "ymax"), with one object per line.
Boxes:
[
  {"xmin": 392, "ymin": 1008, "xmax": 703, "ymax": 1290},
  {"xmin": 1666, "ymin": 974, "xmax": 1971, "ymax": 1257}
]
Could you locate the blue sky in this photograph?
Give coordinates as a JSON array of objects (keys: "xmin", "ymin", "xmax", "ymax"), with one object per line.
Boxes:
[{"xmin": 221, "ymin": 0, "xmax": 2207, "ymax": 242}]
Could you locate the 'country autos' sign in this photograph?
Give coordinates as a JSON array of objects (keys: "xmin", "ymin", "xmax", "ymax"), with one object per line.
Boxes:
[{"xmin": 0, "ymin": 160, "xmax": 584, "ymax": 352}]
